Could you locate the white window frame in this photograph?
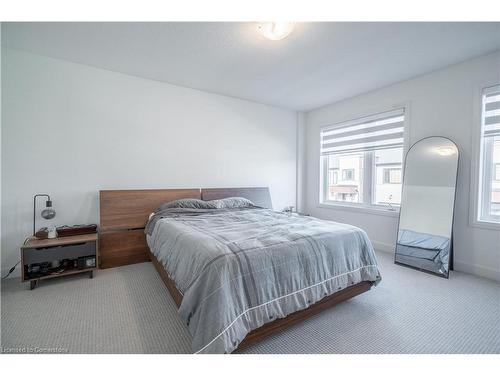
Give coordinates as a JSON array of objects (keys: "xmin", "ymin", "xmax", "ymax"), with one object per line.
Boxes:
[
  {"xmin": 470, "ymin": 83, "xmax": 500, "ymax": 230},
  {"xmin": 318, "ymin": 103, "xmax": 410, "ymax": 217}
]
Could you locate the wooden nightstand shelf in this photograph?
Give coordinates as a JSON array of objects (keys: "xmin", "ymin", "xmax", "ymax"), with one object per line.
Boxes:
[{"xmin": 21, "ymin": 233, "xmax": 98, "ymax": 289}]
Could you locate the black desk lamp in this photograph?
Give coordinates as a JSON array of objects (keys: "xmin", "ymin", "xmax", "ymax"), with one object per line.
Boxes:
[{"xmin": 33, "ymin": 194, "xmax": 56, "ymax": 236}]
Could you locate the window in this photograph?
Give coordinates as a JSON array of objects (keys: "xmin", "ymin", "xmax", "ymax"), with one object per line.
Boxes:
[
  {"xmin": 342, "ymin": 169, "xmax": 355, "ymax": 181},
  {"xmin": 320, "ymin": 108, "xmax": 405, "ymax": 209},
  {"xmin": 494, "ymin": 163, "xmax": 500, "ymax": 181},
  {"xmin": 328, "ymin": 169, "xmax": 338, "ymax": 185},
  {"xmin": 383, "ymin": 168, "xmax": 402, "ymax": 184},
  {"xmin": 478, "ymin": 84, "xmax": 500, "ymax": 223}
]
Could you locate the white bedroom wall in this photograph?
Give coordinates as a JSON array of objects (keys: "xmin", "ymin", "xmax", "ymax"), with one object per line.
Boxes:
[
  {"xmin": 1, "ymin": 48, "xmax": 298, "ymax": 276},
  {"xmin": 305, "ymin": 51, "xmax": 500, "ymax": 281}
]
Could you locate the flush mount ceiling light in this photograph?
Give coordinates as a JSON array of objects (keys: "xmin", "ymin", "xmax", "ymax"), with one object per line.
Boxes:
[{"xmin": 257, "ymin": 22, "xmax": 294, "ymax": 41}]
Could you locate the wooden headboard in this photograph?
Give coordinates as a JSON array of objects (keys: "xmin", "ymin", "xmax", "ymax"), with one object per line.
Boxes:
[
  {"xmin": 99, "ymin": 187, "xmax": 272, "ymax": 269},
  {"xmin": 99, "ymin": 189, "xmax": 200, "ymax": 268}
]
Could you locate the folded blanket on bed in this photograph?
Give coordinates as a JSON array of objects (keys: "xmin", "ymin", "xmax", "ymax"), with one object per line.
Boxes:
[{"xmin": 146, "ymin": 207, "xmax": 381, "ymax": 353}]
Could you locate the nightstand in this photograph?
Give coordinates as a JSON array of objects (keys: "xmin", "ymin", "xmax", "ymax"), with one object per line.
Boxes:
[{"xmin": 21, "ymin": 233, "xmax": 98, "ymax": 289}]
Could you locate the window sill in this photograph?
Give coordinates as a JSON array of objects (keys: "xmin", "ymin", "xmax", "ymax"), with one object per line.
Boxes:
[
  {"xmin": 317, "ymin": 202, "xmax": 400, "ymax": 217},
  {"xmin": 469, "ymin": 218, "xmax": 500, "ymax": 231}
]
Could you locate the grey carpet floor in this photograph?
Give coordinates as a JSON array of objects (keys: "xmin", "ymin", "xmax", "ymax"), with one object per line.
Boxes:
[{"xmin": 1, "ymin": 251, "xmax": 499, "ymax": 354}]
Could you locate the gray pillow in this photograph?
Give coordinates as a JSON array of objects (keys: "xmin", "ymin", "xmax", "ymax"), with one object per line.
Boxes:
[
  {"xmin": 156, "ymin": 198, "xmax": 217, "ymax": 211},
  {"xmin": 210, "ymin": 197, "xmax": 255, "ymax": 209}
]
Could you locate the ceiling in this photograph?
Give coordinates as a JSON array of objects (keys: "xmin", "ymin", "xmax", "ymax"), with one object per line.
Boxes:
[{"xmin": 2, "ymin": 22, "xmax": 500, "ymax": 111}]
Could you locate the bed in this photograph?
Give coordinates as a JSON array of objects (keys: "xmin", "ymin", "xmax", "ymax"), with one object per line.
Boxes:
[{"xmin": 99, "ymin": 187, "xmax": 381, "ymax": 354}]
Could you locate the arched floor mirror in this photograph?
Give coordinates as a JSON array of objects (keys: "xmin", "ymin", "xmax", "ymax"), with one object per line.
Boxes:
[{"xmin": 394, "ymin": 136, "xmax": 459, "ymax": 278}]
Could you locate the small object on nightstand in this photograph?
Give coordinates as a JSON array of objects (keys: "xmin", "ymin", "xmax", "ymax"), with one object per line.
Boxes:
[
  {"xmin": 35, "ymin": 227, "xmax": 49, "ymax": 239},
  {"xmin": 85, "ymin": 256, "xmax": 96, "ymax": 268},
  {"xmin": 56, "ymin": 224, "xmax": 97, "ymax": 237},
  {"xmin": 77, "ymin": 255, "xmax": 96, "ymax": 270},
  {"xmin": 77, "ymin": 257, "xmax": 85, "ymax": 270},
  {"xmin": 47, "ymin": 226, "xmax": 57, "ymax": 239},
  {"xmin": 282, "ymin": 206, "xmax": 309, "ymax": 216}
]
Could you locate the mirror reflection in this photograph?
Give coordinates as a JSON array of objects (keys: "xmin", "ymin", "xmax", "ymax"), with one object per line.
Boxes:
[{"xmin": 395, "ymin": 137, "xmax": 459, "ymax": 278}]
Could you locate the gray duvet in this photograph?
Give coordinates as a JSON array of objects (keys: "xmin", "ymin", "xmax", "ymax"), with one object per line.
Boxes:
[{"xmin": 146, "ymin": 207, "xmax": 381, "ymax": 354}]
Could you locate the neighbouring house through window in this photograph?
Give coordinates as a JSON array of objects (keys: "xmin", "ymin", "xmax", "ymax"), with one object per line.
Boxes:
[
  {"xmin": 383, "ymin": 168, "xmax": 402, "ymax": 184},
  {"xmin": 320, "ymin": 108, "xmax": 405, "ymax": 208}
]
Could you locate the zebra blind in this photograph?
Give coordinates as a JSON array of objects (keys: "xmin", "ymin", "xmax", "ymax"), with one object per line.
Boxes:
[
  {"xmin": 483, "ymin": 85, "xmax": 500, "ymax": 138},
  {"xmin": 320, "ymin": 108, "xmax": 405, "ymax": 156}
]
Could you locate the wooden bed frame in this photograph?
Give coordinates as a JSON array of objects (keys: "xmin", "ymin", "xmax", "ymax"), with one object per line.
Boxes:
[{"xmin": 99, "ymin": 187, "xmax": 373, "ymax": 352}]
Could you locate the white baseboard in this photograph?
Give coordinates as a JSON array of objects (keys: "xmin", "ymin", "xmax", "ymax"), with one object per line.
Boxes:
[
  {"xmin": 371, "ymin": 240, "xmax": 500, "ymax": 282},
  {"xmin": 453, "ymin": 261, "xmax": 500, "ymax": 282},
  {"xmin": 371, "ymin": 240, "xmax": 394, "ymax": 254}
]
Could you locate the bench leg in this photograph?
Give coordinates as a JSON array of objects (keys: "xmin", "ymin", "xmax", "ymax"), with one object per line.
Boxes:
[{"xmin": 29, "ymin": 280, "xmax": 38, "ymax": 290}]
